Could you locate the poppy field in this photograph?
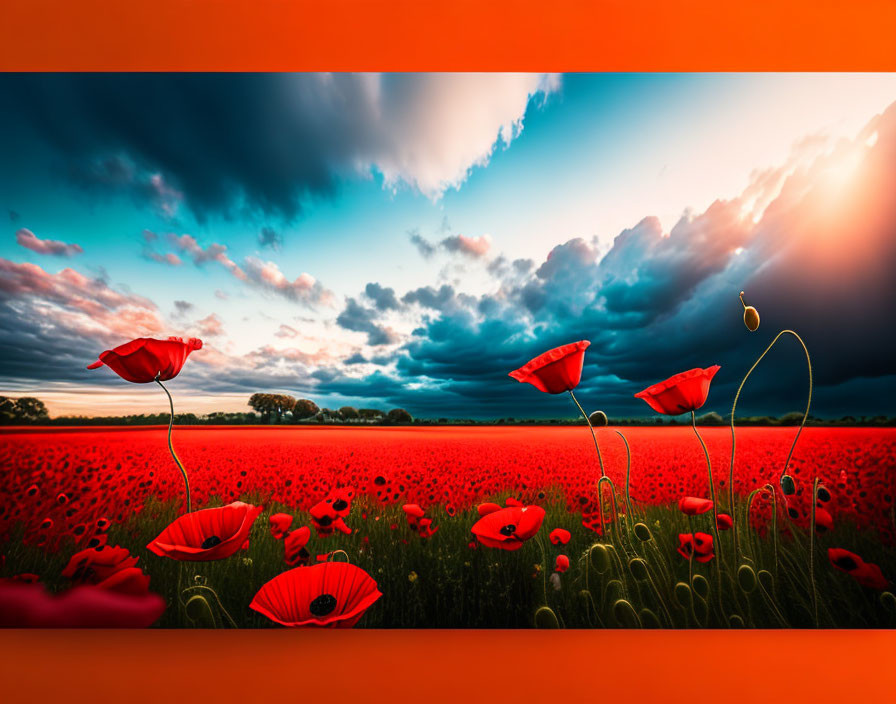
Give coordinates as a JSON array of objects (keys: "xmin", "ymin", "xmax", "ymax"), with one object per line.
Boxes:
[{"xmin": 1, "ymin": 424, "xmax": 894, "ymax": 628}]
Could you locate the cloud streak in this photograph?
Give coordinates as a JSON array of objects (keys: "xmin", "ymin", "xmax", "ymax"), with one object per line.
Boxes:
[{"xmin": 16, "ymin": 228, "xmax": 84, "ymax": 257}]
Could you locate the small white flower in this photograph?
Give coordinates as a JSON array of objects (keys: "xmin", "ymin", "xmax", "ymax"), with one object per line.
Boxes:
[{"xmin": 549, "ymin": 572, "xmax": 562, "ymax": 591}]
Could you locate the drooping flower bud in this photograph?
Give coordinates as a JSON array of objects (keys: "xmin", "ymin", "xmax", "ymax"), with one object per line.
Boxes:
[
  {"xmin": 588, "ymin": 410, "xmax": 608, "ymax": 427},
  {"xmin": 740, "ymin": 291, "xmax": 760, "ymax": 331}
]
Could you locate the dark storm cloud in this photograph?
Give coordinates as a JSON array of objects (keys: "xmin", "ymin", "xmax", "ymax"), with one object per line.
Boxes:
[
  {"xmin": 335, "ymin": 298, "xmax": 399, "ymax": 346},
  {"xmin": 364, "ymin": 282, "xmax": 400, "ymax": 311},
  {"xmin": 0, "ymin": 73, "xmax": 556, "ymax": 223},
  {"xmin": 338, "ymin": 102, "xmax": 896, "ymax": 418}
]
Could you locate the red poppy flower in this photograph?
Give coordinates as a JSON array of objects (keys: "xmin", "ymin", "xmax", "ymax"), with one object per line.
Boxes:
[
  {"xmin": 814, "ymin": 508, "xmax": 833, "ymax": 533},
  {"xmin": 677, "ymin": 532, "xmax": 715, "ymax": 562},
  {"xmin": 477, "ymin": 502, "xmax": 502, "ymax": 516},
  {"xmin": 402, "ymin": 504, "xmax": 425, "ymax": 529},
  {"xmin": 852, "ymin": 563, "xmax": 889, "ymax": 590},
  {"xmin": 269, "ymin": 513, "xmax": 294, "ymax": 540},
  {"xmin": 147, "ymin": 501, "xmax": 262, "ymax": 561},
  {"xmin": 678, "ymin": 496, "xmax": 714, "ymax": 516},
  {"xmin": 310, "ymin": 499, "xmax": 351, "ymax": 537},
  {"xmin": 554, "ymin": 555, "xmax": 570, "ymax": 573},
  {"xmin": 416, "ymin": 517, "xmax": 439, "ymax": 539},
  {"xmin": 634, "ymin": 366, "xmax": 721, "ymax": 415},
  {"xmin": 4, "ymin": 573, "xmax": 40, "ymax": 584},
  {"xmin": 62, "ymin": 545, "xmax": 138, "ymax": 584},
  {"xmin": 471, "ymin": 505, "xmax": 545, "ymax": 551},
  {"xmin": 549, "ymin": 528, "xmax": 571, "ymax": 545},
  {"xmin": 0, "ymin": 582, "xmax": 165, "ymax": 628},
  {"xmin": 504, "ymin": 497, "xmax": 523, "ymax": 507},
  {"xmin": 284, "ymin": 526, "xmax": 311, "ymax": 566},
  {"xmin": 87, "ymin": 336, "xmax": 203, "ymax": 383},
  {"xmin": 509, "ymin": 340, "xmax": 591, "ymax": 394},
  {"xmin": 828, "ymin": 548, "xmax": 889, "ymax": 589},
  {"xmin": 250, "ymin": 562, "xmax": 382, "ymax": 628},
  {"xmin": 716, "ymin": 513, "xmax": 733, "ymax": 530}
]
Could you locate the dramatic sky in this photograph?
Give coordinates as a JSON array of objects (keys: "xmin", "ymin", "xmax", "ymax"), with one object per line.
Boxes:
[{"xmin": 1, "ymin": 73, "xmax": 895, "ymax": 419}]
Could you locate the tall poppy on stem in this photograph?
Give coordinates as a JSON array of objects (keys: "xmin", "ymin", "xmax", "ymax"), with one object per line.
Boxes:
[
  {"xmin": 509, "ymin": 341, "xmax": 604, "ymax": 474},
  {"xmin": 510, "ymin": 340, "xmax": 617, "ymax": 542},
  {"xmin": 635, "ymin": 366, "xmax": 724, "ymax": 567},
  {"xmin": 88, "ymin": 337, "xmax": 202, "ymax": 513},
  {"xmin": 727, "ymin": 291, "xmax": 812, "ymax": 565}
]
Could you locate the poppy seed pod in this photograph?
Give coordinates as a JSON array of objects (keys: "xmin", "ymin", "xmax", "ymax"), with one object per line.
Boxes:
[
  {"xmin": 728, "ymin": 614, "xmax": 745, "ymax": 628},
  {"xmin": 185, "ymin": 594, "xmax": 217, "ymax": 628},
  {"xmin": 639, "ymin": 608, "xmax": 661, "ymax": 628},
  {"xmin": 588, "ymin": 410, "xmax": 608, "ymax": 427},
  {"xmin": 674, "ymin": 582, "xmax": 692, "ymax": 609},
  {"xmin": 780, "ymin": 474, "xmax": 796, "ymax": 495},
  {"xmin": 613, "ymin": 599, "xmax": 641, "ymax": 628},
  {"xmin": 691, "ymin": 574, "xmax": 709, "ymax": 599},
  {"xmin": 628, "ymin": 557, "xmax": 649, "ymax": 581},
  {"xmin": 633, "ymin": 522, "xmax": 653, "ymax": 541},
  {"xmin": 534, "ymin": 605, "xmax": 560, "ymax": 629},
  {"xmin": 606, "ymin": 580, "xmax": 624, "ymax": 604},
  {"xmin": 737, "ymin": 564, "xmax": 758, "ymax": 593},
  {"xmin": 880, "ymin": 591, "xmax": 896, "ymax": 612},
  {"xmin": 589, "ymin": 543, "xmax": 611, "ymax": 573},
  {"xmin": 740, "ymin": 292, "xmax": 759, "ymax": 331}
]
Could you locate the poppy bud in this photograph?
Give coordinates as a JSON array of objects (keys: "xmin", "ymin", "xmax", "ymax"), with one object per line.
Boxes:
[
  {"xmin": 606, "ymin": 580, "xmax": 624, "ymax": 604},
  {"xmin": 780, "ymin": 474, "xmax": 796, "ymax": 495},
  {"xmin": 691, "ymin": 574, "xmax": 709, "ymax": 599},
  {"xmin": 639, "ymin": 607, "xmax": 661, "ymax": 628},
  {"xmin": 737, "ymin": 564, "xmax": 757, "ymax": 593},
  {"xmin": 589, "ymin": 544, "xmax": 611, "ymax": 573},
  {"xmin": 674, "ymin": 582, "xmax": 692, "ymax": 609},
  {"xmin": 633, "ymin": 522, "xmax": 652, "ymax": 541},
  {"xmin": 757, "ymin": 569, "xmax": 774, "ymax": 593},
  {"xmin": 728, "ymin": 614, "xmax": 745, "ymax": 627},
  {"xmin": 613, "ymin": 599, "xmax": 641, "ymax": 628},
  {"xmin": 534, "ymin": 605, "xmax": 560, "ymax": 629},
  {"xmin": 185, "ymin": 594, "xmax": 217, "ymax": 628},
  {"xmin": 740, "ymin": 291, "xmax": 759, "ymax": 331},
  {"xmin": 628, "ymin": 557, "xmax": 649, "ymax": 581},
  {"xmin": 880, "ymin": 591, "xmax": 896, "ymax": 612},
  {"xmin": 588, "ymin": 410, "xmax": 608, "ymax": 427}
]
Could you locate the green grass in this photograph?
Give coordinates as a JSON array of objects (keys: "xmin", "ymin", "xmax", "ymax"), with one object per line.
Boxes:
[{"xmin": 3, "ymin": 492, "xmax": 895, "ymax": 628}]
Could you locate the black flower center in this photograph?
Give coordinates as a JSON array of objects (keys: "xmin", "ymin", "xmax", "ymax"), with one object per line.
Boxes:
[
  {"xmin": 499, "ymin": 524, "xmax": 517, "ymax": 536},
  {"xmin": 201, "ymin": 535, "xmax": 223, "ymax": 549},
  {"xmin": 309, "ymin": 593, "xmax": 338, "ymax": 617},
  {"xmin": 373, "ymin": 476, "xmax": 386, "ymax": 486},
  {"xmin": 316, "ymin": 515, "xmax": 333, "ymax": 527},
  {"xmin": 834, "ymin": 556, "xmax": 858, "ymax": 571},
  {"xmin": 333, "ymin": 499, "xmax": 348, "ymax": 512}
]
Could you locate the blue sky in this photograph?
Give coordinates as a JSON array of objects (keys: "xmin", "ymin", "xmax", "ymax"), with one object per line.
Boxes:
[{"xmin": 2, "ymin": 73, "xmax": 895, "ymax": 418}]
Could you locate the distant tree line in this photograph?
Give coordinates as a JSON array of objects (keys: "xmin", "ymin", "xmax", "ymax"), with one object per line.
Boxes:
[
  {"xmin": 1, "ymin": 394, "xmax": 895, "ymax": 426},
  {"xmin": 0, "ymin": 396, "xmax": 49, "ymax": 424}
]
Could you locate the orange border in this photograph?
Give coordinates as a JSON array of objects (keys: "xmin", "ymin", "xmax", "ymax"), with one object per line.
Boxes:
[
  {"xmin": 1, "ymin": 1, "xmax": 895, "ymax": 701},
  {"xmin": 1, "ymin": 629, "xmax": 894, "ymax": 701},
  {"xmin": 1, "ymin": 0, "xmax": 895, "ymax": 71}
]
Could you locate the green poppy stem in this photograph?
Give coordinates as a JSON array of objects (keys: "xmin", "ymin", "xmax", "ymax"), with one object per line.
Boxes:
[
  {"xmin": 809, "ymin": 478, "xmax": 820, "ymax": 628},
  {"xmin": 568, "ymin": 390, "xmax": 605, "ymax": 477},
  {"xmin": 728, "ymin": 330, "xmax": 812, "ymax": 558},
  {"xmin": 155, "ymin": 376, "xmax": 191, "ymax": 514}
]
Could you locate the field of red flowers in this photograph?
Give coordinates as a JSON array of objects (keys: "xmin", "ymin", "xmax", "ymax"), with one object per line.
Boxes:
[
  {"xmin": 2, "ymin": 425, "xmax": 895, "ymax": 628},
  {"xmin": 2, "ymin": 426, "xmax": 894, "ymax": 548}
]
